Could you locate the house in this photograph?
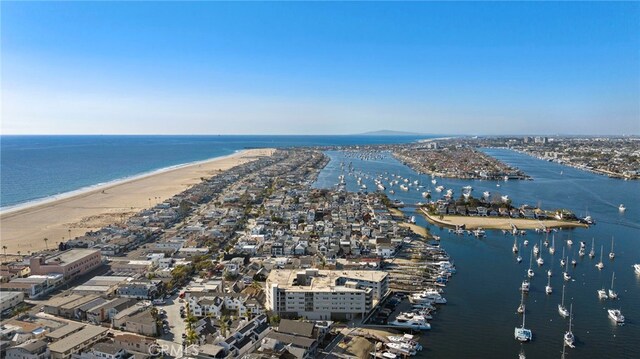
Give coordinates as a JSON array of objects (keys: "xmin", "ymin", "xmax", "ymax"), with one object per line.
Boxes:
[
  {"xmin": 0, "ymin": 291, "xmax": 24, "ymax": 312},
  {"xmin": 86, "ymin": 298, "xmax": 136, "ymax": 324},
  {"xmin": 375, "ymin": 244, "xmax": 395, "ymax": 259},
  {"xmin": 6, "ymin": 340, "xmax": 49, "ymax": 359},
  {"xmin": 117, "ymin": 281, "xmax": 159, "ymax": 300},
  {"xmin": 114, "ymin": 309, "xmax": 158, "ymax": 337},
  {"xmin": 113, "ymin": 334, "xmax": 156, "ymax": 356}
]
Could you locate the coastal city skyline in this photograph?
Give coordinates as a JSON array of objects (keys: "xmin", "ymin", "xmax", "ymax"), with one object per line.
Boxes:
[{"xmin": 2, "ymin": 1, "xmax": 639, "ymax": 135}]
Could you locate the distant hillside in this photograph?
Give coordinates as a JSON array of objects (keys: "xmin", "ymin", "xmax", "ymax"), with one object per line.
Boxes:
[{"xmin": 356, "ymin": 130, "xmax": 424, "ymax": 136}]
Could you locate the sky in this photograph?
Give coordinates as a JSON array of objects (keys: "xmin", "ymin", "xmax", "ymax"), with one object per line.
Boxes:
[{"xmin": 1, "ymin": 1, "xmax": 639, "ymax": 135}]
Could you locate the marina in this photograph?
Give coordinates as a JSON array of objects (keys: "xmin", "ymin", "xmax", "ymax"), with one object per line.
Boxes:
[{"xmin": 313, "ymin": 147, "xmax": 639, "ymax": 358}]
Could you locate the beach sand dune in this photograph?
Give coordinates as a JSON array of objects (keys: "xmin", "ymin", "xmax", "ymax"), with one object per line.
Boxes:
[{"xmin": 0, "ymin": 148, "xmax": 274, "ymax": 254}]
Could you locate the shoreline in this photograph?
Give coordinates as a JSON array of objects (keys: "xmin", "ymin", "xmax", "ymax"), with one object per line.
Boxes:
[
  {"xmin": 0, "ymin": 148, "xmax": 274, "ymax": 253},
  {"xmin": 420, "ymin": 208, "xmax": 588, "ymax": 230},
  {"xmin": 0, "ymin": 150, "xmax": 244, "ymax": 215}
]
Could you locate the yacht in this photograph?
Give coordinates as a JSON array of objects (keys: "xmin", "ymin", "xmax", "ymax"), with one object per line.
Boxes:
[
  {"xmin": 545, "ymin": 275, "xmax": 553, "ymax": 295},
  {"xmin": 385, "ymin": 342, "xmax": 417, "ymax": 356},
  {"xmin": 596, "ymin": 245, "xmax": 605, "ymax": 270},
  {"xmin": 597, "ymin": 288, "xmax": 608, "ymax": 300},
  {"xmin": 564, "ymin": 304, "xmax": 575, "ymax": 349},
  {"xmin": 609, "ymin": 237, "xmax": 615, "ymax": 260},
  {"xmin": 389, "ymin": 317, "xmax": 432, "ymax": 330},
  {"xmin": 618, "ymin": 204, "xmax": 626, "ymax": 212},
  {"xmin": 609, "ymin": 272, "xmax": 618, "ymax": 299},
  {"xmin": 514, "ymin": 311, "xmax": 533, "ymax": 342},
  {"xmin": 558, "ymin": 285, "xmax": 569, "ymax": 318},
  {"xmin": 608, "ymin": 309, "xmax": 625, "ymax": 324}
]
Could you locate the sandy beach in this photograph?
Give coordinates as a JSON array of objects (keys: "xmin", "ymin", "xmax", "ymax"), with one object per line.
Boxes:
[
  {"xmin": 421, "ymin": 209, "xmax": 588, "ymax": 230},
  {"xmin": 0, "ymin": 148, "xmax": 274, "ymax": 254}
]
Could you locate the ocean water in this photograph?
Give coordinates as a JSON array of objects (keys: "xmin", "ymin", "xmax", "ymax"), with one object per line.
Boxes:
[
  {"xmin": 314, "ymin": 149, "xmax": 640, "ymax": 359},
  {"xmin": 0, "ymin": 135, "xmax": 429, "ymax": 209}
]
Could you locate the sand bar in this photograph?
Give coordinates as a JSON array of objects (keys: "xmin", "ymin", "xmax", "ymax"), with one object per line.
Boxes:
[
  {"xmin": 421, "ymin": 209, "xmax": 588, "ymax": 230},
  {"xmin": 0, "ymin": 148, "xmax": 274, "ymax": 253}
]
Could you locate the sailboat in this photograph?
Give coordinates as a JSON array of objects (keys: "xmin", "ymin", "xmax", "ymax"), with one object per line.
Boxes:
[
  {"xmin": 609, "ymin": 272, "xmax": 618, "ymax": 299},
  {"xmin": 517, "ymin": 289, "xmax": 526, "ymax": 313},
  {"xmin": 519, "ymin": 346, "xmax": 526, "ymax": 359},
  {"xmin": 596, "ymin": 245, "xmax": 604, "ymax": 270},
  {"xmin": 564, "ymin": 304, "xmax": 575, "ymax": 348},
  {"xmin": 589, "ymin": 238, "xmax": 595, "ymax": 258},
  {"xmin": 527, "ymin": 249, "xmax": 535, "ymax": 278},
  {"xmin": 597, "ymin": 286, "xmax": 608, "ymax": 300},
  {"xmin": 514, "ymin": 309, "xmax": 533, "ymax": 342},
  {"xmin": 560, "ymin": 247, "xmax": 566, "ymax": 267},
  {"xmin": 609, "ymin": 237, "xmax": 615, "ymax": 260},
  {"xmin": 537, "ymin": 251, "xmax": 544, "ymax": 266},
  {"xmin": 545, "ymin": 274, "xmax": 553, "ymax": 294},
  {"xmin": 558, "ymin": 285, "xmax": 569, "ymax": 318},
  {"xmin": 513, "ymin": 237, "xmax": 519, "ymax": 253},
  {"xmin": 549, "ymin": 235, "xmax": 555, "ymax": 255},
  {"xmin": 563, "ymin": 257, "xmax": 571, "ymax": 281}
]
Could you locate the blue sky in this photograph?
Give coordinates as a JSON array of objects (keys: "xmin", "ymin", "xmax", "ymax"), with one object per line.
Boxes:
[{"xmin": 2, "ymin": 1, "xmax": 639, "ymax": 135}]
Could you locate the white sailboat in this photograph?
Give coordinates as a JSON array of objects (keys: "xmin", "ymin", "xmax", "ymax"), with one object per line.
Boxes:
[
  {"xmin": 549, "ymin": 235, "xmax": 555, "ymax": 255},
  {"xmin": 609, "ymin": 237, "xmax": 615, "ymax": 260},
  {"xmin": 517, "ymin": 289, "xmax": 526, "ymax": 313},
  {"xmin": 596, "ymin": 245, "xmax": 604, "ymax": 270},
  {"xmin": 513, "ymin": 237, "xmax": 519, "ymax": 253},
  {"xmin": 609, "ymin": 272, "xmax": 618, "ymax": 299},
  {"xmin": 563, "ymin": 257, "xmax": 571, "ymax": 281},
  {"xmin": 589, "ymin": 238, "xmax": 595, "ymax": 258},
  {"xmin": 560, "ymin": 247, "xmax": 566, "ymax": 267},
  {"xmin": 516, "ymin": 244, "xmax": 523, "ymax": 263},
  {"xmin": 545, "ymin": 274, "xmax": 553, "ymax": 294},
  {"xmin": 527, "ymin": 249, "xmax": 535, "ymax": 278},
  {"xmin": 558, "ymin": 284, "xmax": 569, "ymax": 318},
  {"xmin": 564, "ymin": 304, "xmax": 575, "ymax": 348}
]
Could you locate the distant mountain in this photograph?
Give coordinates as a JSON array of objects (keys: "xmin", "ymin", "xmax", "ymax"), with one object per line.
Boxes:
[{"xmin": 356, "ymin": 130, "xmax": 424, "ymax": 136}]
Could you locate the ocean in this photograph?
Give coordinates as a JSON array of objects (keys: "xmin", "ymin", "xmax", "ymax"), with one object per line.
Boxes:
[
  {"xmin": 0, "ymin": 135, "xmax": 430, "ymax": 210},
  {"xmin": 313, "ymin": 149, "xmax": 640, "ymax": 358}
]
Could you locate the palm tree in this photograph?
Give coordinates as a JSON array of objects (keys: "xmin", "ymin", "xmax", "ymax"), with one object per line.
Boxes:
[
  {"xmin": 219, "ymin": 315, "xmax": 229, "ymax": 337},
  {"xmin": 43, "ymin": 237, "xmax": 49, "ymax": 250},
  {"xmin": 17, "ymin": 251, "xmax": 21, "ymax": 258},
  {"xmin": 2, "ymin": 245, "xmax": 7, "ymax": 258}
]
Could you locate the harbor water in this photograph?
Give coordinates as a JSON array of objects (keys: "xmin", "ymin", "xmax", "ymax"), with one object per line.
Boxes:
[{"xmin": 314, "ymin": 148, "xmax": 640, "ymax": 359}]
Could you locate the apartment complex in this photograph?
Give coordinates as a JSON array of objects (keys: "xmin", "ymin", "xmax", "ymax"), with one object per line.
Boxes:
[
  {"xmin": 265, "ymin": 269, "xmax": 388, "ymax": 320},
  {"xmin": 29, "ymin": 249, "xmax": 102, "ymax": 280}
]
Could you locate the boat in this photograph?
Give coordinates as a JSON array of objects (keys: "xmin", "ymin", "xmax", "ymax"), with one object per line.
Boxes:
[
  {"xmin": 385, "ymin": 342, "xmax": 417, "ymax": 356},
  {"xmin": 537, "ymin": 255, "xmax": 544, "ymax": 266},
  {"xmin": 597, "ymin": 288, "xmax": 608, "ymax": 300},
  {"xmin": 560, "ymin": 247, "xmax": 566, "ymax": 266},
  {"xmin": 589, "ymin": 238, "xmax": 595, "ymax": 258},
  {"xmin": 609, "ymin": 272, "xmax": 618, "ymax": 299},
  {"xmin": 571, "ymin": 258, "xmax": 576, "ymax": 266},
  {"xmin": 514, "ymin": 310, "xmax": 533, "ymax": 342},
  {"xmin": 517, "ymin": 289, "xmax": 526, "ymax": 313},
  {"xmin": 533, "ymin": 243, "xmax": 539, "ymax": 256},
  {"xmin": 635, "ymin": 264, "xmax": 640, "ymax": 274},
  {"xmin": 596, "ymin": 245, "xmax": 604, "ymax": 270},
  {"xmin": 431, "ymin": 179, "xmax": 437, "ymax": 185},
  {"xmin": 527, "ymin": 249, "xmax": 535, "ymax": 278},
  {"xmin": 421, "ymin": 191, "xmax": 430, "ymax": 198},
  {"xmin": 524, "ymin": 240, "xmax": 529, "ymax": 246},
  {"xmin": 521, "ymin": 279, "xmax": 530, "ymax": 293},
  {"xmin": 512, "ymin": 238, "xmax": 519, "ymax": 253},
  {"xmin": 381, "ymin": 352, "xmax": 397, "ymax": 359},
  {"xmin": 389, "ymin": 317, "xmax": 432, "ymax": 330},
  {"xmin": 547, "ymin": 269, "xmax": 552, "ymax": 277},
  {"xmin": 609, "ymin": 237, "xmax": 615, "ymax": 260},
  {"xmin": 435, "ymin": 185, "xmax": 444, "ymax": 192},
  {"xmin": 619, "ymin": 204, "xmax": 626, "ymax": 212},
  {"xmin": 564, "ymin": 304, "xmax": 575, "ymax": 348},
  {"xmin": 502, "ymin": 195, "xmax": 510, "ymax": 203},
  {"xmin": 483, "ymin": 191, "xmax": 490, "ymax": 198},
  {"xmin": 389, "ymin": 189, "xmax": 395, "ymax": 195},
  {"xmin": 516, "ymin": 253, "xmax": 522, "ymax": 263},
  {"xmin": 608, "ymin": 309, "xmax": 625, "ymax": 324},
  {"xmin": 519, "ymin": 346, "xmax": 526, "ymax": 359},
  {"xmin": 545, "ymin": 275, "xmax": 552, "ymax": 294},
  {"xmin": 549, "ymin": 235, "xmax": 555, "ymax": 255},
  {"xmin": 563, "ymin": 258, "xmax": 571, "ymax": 281},
  {"xmin": 558, "ymin": 285, "xmax": 569, "ymax": 318},
  {"xmin": 400, "ymin": 184, "xmax": 409, "ymax": 191}
]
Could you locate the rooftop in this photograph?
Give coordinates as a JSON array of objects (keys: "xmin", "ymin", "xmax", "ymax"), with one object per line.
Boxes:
[
  {"xmin": 43, "ymin": 249, "xmax": 100, "ymax": 265},
  {"xmin": 266, "ymin": 269, "xmax": 387, "ymax": 292},
  {"xmin": 49, "ymin": 325, "xmax": 108, "ymax": 353}
]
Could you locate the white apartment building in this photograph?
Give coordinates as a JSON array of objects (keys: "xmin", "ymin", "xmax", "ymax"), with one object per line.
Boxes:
[{"xmin": 265, "ymin": 269, "xmax": 389, "ymax": 320}]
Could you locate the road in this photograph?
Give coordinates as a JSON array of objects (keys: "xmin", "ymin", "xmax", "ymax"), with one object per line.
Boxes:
[{"xmin": 154, "ymin": 290, "xmax": 187, "ymax": 351}]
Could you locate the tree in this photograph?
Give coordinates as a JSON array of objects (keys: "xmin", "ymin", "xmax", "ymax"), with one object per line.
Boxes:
[
  {"xmin": 43, "ymin": 237, "xmax": 49, "ymax": 250},
  {"xmin": 2, "ymin": 246, "xmax": 7, "ymax": 258},
  {"xmin": 219, "ymin": 315, "xmax": 229, "ymax": 337}
]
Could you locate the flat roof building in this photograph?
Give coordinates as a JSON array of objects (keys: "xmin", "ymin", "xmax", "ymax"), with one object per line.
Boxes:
[{"xmin": 29, "ymin": 249, "xmax": 102, "ymax": 280}]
